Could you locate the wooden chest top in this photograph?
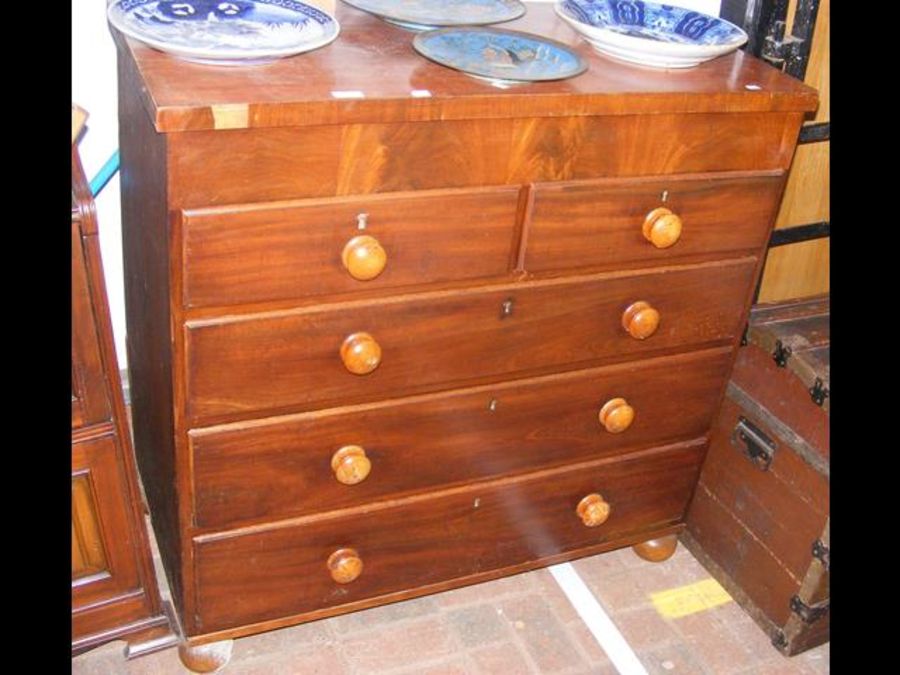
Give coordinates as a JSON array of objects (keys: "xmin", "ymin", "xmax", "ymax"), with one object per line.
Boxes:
[{"xmin": 123, "ymin": 3, "xmax": 818, "ymax": 132}]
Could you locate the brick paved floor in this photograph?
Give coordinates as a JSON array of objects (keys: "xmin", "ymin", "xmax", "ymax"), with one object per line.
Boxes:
[{"xmin": 72, "ymin": 538, "xmax": 829, "ymax": 674}]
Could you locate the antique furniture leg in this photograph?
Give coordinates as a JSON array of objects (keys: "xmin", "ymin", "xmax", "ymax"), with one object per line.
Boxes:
[
  {"xmin": 632, "ymin": 535, "xmax": 679, "ymax": 562},
  {"xmin": 177, "ymin": 640, "xmax": 234, "ymax": 673}
]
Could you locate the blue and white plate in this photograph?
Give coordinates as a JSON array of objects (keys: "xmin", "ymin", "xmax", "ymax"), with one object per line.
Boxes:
[
  {"xmin": 107, "ymin": 0, "xmax": 340, "ymax": 65},
  {"xmin": 555, "ymin": 0, "xmax": 747, "ymax": 68},
  {"xmin": 413, "ymin": 27, "xmax": 587, "ymax": 85},
  {"xmin": 341, "ymin": 0, "xmax": 525, "ymax": 32}
]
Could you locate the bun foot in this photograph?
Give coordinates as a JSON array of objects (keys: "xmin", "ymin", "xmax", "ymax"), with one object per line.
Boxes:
[
  {"xmin": 632, "ymin": 535, "xmax": 678, "ymax": 562},
  {"xmin": 178, "ymin": 639, "xmax": 233, "ymax": 673}
]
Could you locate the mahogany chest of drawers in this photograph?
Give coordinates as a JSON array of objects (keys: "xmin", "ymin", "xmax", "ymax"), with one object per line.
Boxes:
[{"xmin": 113, "ymin": 3, "xmax": 817, "ymax": 661}]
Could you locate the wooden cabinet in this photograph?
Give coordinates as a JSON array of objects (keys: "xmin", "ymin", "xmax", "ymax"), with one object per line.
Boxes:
[
  {"xmin": 71, "ymin": 144, "xmax": 175, "ymax": 656},
  {"xmin": 113, "ymin": 4, "xmax": 817, "ymax": 665}
]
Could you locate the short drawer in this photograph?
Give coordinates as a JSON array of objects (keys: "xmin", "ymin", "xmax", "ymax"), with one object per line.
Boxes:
[
  {"xmin": 191, "ymin": 348, "xmax": 731, "ymax": 529},
  {"xmin": 185, "ymin": 259, "xmax": 755, "ymax": 424},
  {"xmin": 181, "ymin": 186, "xmax": 521, "ymax": 308},
  {"xmin": 193, "ymin": 442, "xmax": 705, "ymax": 633},
  {"xmin": 524, "ymin": 172, "xmax": 783, "ymax": 273}
]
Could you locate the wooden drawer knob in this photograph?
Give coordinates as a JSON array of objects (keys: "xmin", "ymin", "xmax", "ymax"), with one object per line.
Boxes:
[
  {"xmin": 327, "ymin": 548, "xmax": 363, "ymax": 584},
  {"xmin": 598, "ymin": 397, "xmax": 635, "ymax": 433},
  {"xmin": 642, "ymin": 207, "xmax": 683, "ymax": 249},
  {"xmin": 342, "ymin": 235, "xmax": 387, "ymax": 281},
  {"xmin": 577, "ymin": 493, "xmax": 611, "ymax": 527},
  {"xmin": 331, "ymin": 445, "xmax": 372, "ymax": 485},
  {"xmin": 340, "ymin": 332, "xmax": 382, "ymax": 375},
  {"xmin": 622, "ymin": 301, "xmax": 660, "ymax": 340}
]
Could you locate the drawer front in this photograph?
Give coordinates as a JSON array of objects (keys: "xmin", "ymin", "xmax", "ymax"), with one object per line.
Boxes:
[
  {"xmin": 182, "ymin": 186, "xmax": 521, "ymax": 308},
  {"xmin": 191, "ymin": 348, "xmax": 731, "ymax": 529},
  {"xmin": 193, "ymin": 442, "xmax": 705, "ymax": 633},
  {"xmin": 185, "ymin": 259, "xmax": 755, "ymax": 424},
  {"xmin": 524, "ymin": 172, "xmax": 783, "ymax": 274}
]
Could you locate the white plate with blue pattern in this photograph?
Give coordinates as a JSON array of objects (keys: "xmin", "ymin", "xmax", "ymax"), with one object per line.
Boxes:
[
  {"xmin": 414, "ymin": 27, "xmax": 587, "ymax": 85},
  {"xmin": 555, "ymin": 0, "xmax": 747, "ymax": 68},
  {"xmin": 340, "ymin": 0, "xmax": 526, "ymax": 32},
  {"xmin": 108, "ymin": 0, "xmax": 340, "ymax": 66}
]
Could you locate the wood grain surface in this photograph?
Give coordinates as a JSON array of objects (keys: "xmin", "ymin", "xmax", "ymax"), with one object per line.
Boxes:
[
  {"xmin": 182, "ymin": 186, "xmax": 521, "ymax": 308},
  {"xmin": 184, "ymin": 260, "xmax": 755, "ymax": 424},
  {"xmin": 192, "ymin": 442, "xmax": 705, "ymax": 633},
  {"xmin": 524, "ymin": 171, "xmax": 784, "ymax": 273},
  {"xmin": 167, "ymin": 113, "xmax": 804, "ymax": 208},
  {"xmin": 114, "ymin": 3, "xmax": 816, "ymax": 133},
  {"xmin": 190, "ymin": 348, "xmax": 730, "ymax": 529}
]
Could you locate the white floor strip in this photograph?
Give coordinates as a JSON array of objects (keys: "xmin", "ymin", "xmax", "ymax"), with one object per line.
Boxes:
[{"xmin": 549, "ymin": 562, "xmax": 649, "ymax": 675}]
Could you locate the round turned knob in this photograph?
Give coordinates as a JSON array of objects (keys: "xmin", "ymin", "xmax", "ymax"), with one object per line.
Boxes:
[
  {"xmin": 331, "ymin": 445, "xmax": 372, "ymax": 485},
  {"xmin": 342, "ymin": 235, "xmax": 387, "ymax": 281},
  {"xmin": 598, "ymin": 397, "xmax": 635, "ymax": 433},
  {"xmin": 340, "ymin": 332, "xmax": 382, "ymax": 375},
  {"xmin": 622, "ymin": 301, "xmax": 660, "ymax": 340},
  {"xmin": 642, "ymin": 207, "xmax": 683, "ymax": 249},
  {"xmin": 577, "ymin": 493, "xmax": 611, "ymax": 527},
  {"xmin": 327, "ymin": 548, "xmax": 363, "ymax": 584}
]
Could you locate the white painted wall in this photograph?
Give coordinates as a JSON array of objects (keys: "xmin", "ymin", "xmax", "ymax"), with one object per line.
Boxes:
[
  {"xmin": 72, "ymin": 0, "xmax": 720, "ymax": 372},
  {"xmin": 73, "ymin": 1, "xmax": 126, "ymax": 368}
]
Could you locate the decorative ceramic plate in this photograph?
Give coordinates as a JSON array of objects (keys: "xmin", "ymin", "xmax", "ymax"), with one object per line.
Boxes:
[
  {"xmin": 341, "ymin": 0, "xmax": 526, "ymax": 31},
  {"xmin": 107, "ymin": 0, "xmax": 340, "ymax": 66},
  {"xmin": 413, "ymin": 27, "xmax": 587, "ymax": 85},
  {"xmin": 555, "ymin": 0, "xmax": 747, "ymax": 68}
]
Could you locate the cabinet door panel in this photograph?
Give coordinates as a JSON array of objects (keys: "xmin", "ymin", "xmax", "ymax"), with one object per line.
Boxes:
[
  {"xmin": 71, "ymin": 220, "xmax": 110, "ymax": 429},
  {"xmin": 71, "ymin": 434, "xmax": 141, "ymax": 610}
]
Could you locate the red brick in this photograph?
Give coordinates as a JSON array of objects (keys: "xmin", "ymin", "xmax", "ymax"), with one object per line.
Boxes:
[
  {"xmin": 445, "ymin": 604, "xmax": 511, "ymax": 647},
  {"xmin": 799, "ymin": 642, "xmax": 830, "ymax": 674},
  {"xmin": 572, "ymin": 550, "xmax": 628, "ymax": 577},
  {"xmin": 565, "ymin": 618, "xmax": 614, "ymax": 666},
  {"xmin": 614, "ymin": 606, "xmax": 680, "ymax": 650},
  {"xmin": 583, "ymin": 569, "xmax": 653, "ymax": 613},
  {"xmin": 714, "ymin": 604, "xmax": 780, "ymax": 659},
  {"xmin": 71, "ymin": 642, "xmax": 131, "ymax": 675},
  {"xmin": 637, "ymin": 638, "xmax": 711, "ymax": 675},
  {"xmin": 671, "ymin": 611, "xmax": 761, "ymax": 674},
  {"xmin": 732, "ymin": 658, "xmax": 820, "ymax": 675},
  {"xmin": 434, "ymin": 573, "xmax": 536, "ymax": 608},
  {"xmin": 401, "ymin": 661, "xmax": 471, "ymax": 675},
  {"xmin": 233, "ymin": 619, "xmax": 334, "ymax": 661},
  {"xmin": 328, "ymin": 594, "xmax": 439, "ymax": 634},
  {"xmin": 229, "ymin": 644, "xmax": 348, "ymax": 675},
  {"xmin": 469, "ymin": 642, "xmax": 535, "ymax": 674},
  {"xmin": 340, "ymin": 616, "xmax": 456, "ymax": 673},
  {"xmin": 499, "ymin": 594, "xmax": 589, "ymax": 673},
  {"xmin": 531, "ymin": 569, "xmax": 582, "ymax": 624},
  {"xmin": 665, "ymin": 546, "xmax": 715, "ymax": 584}
]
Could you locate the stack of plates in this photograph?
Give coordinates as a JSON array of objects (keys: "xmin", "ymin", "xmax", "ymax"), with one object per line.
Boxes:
[{"xmin": 555, "ymin": 0, "xmax": 748, "ymax": 69}]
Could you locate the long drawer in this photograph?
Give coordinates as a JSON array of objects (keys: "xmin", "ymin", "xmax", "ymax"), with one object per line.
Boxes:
[
  {"xmin": 181, "ymin": 186, "xmax": 521, "ymax": 309},
  {"xmin": 185, "ymin": 258, "xmax": 755, "ymax": 424},
  {"xmin": 524, "ymin": 172, "xmax": 783, "ymax": 273},
  {"xmin": 190, "ymin": 348, "xmax": 732, "ymax": 529},
  {"xmin": 193, "ymin": 441, "xmax": 705, "ymax": 633}
]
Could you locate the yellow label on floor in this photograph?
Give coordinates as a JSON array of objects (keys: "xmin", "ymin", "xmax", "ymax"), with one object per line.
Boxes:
[{"xmin": 650, "ymin": 578, "xmax": 733, "ymax": 619}]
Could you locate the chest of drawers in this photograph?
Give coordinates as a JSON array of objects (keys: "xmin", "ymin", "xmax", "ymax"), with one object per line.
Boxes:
[{"xmin": 114, "ymin": 3, "xmax": 817, "ymax": 662}]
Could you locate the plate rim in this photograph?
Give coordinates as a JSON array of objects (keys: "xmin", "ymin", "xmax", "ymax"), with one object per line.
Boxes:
[
  {"xmin": 554, "ymin": 0, "xmax": 747, "ymax": 56},
  {"xmin": 107, "ymin": 0, "xmax": 341, "ymax": 61},
  {"xmin": 412, "ymin": 26, "xmax": 589, "ymax": 83},
  {"xmin": 341, "ymin": 0, "xmax": 527, "ymax": 29}
]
